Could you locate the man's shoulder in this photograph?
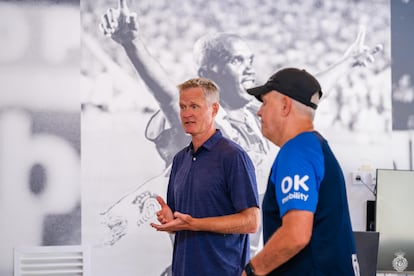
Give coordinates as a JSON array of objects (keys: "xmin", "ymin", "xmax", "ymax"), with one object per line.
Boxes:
[
  {"xmin": 215, "ymin": 133, "xmax": 250, "ymax": 155},
  {"xmin": 284, "ymin": 132, "xmax": 321, "ymax": 148},
  {"xmin": 279, "ymin": 132, "xmax": 323, "ymax": 160}
]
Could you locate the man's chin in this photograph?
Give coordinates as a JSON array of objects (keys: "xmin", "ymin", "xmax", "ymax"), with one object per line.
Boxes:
[{"xmin": 183, "ymin": 128, "xmax": 195, "ymax": 135}]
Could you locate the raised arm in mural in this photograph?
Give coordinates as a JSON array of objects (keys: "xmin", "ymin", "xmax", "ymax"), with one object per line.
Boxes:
[
  {"xmin": 100, "ymin": 0, "xmax": 381, "ymax": 167},
  {"xmin": 100, "ymin": 1, "xmax": 268, "ymax": 255},
  {"xmin": 98, "ymin": 0, "xmax": 382, "ymax": 253},
  {"xmin": 100, "ymin": 0, "xmax": 188, "ymax": 166},
  {"xmin": 316, "ymin": 24, "xmax": 383, "ymax": 98}
]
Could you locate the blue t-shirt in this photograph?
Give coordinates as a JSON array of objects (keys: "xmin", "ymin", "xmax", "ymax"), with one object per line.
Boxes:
[
  {"xmin": 167, "ymin": 129, "xmax": 259, "ymax": 276},
  {"xmin": 262, "ymin": 131, "xmax": 358, "ymax": 275}
]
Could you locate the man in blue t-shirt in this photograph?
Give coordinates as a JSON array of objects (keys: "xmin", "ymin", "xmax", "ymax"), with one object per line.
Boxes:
[
  {"xmin": 242, "ymin": 68, "xmax": 360, "ymax": 276},
  {"xmin": 150, "ymin": 77, "xmax": 260, "ymax": 276}
]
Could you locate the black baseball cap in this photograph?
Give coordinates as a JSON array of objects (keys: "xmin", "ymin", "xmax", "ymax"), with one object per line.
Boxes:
[{"xmin": 246, "ymin": 68, "xmax": 323, "ymax": 109}]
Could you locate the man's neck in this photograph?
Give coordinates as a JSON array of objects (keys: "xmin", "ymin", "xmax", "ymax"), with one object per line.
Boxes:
[
  {"xmin": 192, "ymin": 128, "xmax": 217, "ymax": 152},
  {"xmin": 278, "ymin": 120, "xmax": 314, "ymax": 147}
]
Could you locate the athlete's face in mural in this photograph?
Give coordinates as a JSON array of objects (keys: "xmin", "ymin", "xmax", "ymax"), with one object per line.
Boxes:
[
  {"xmin": 199, "ymin": 38, "xmax": 255, "ymax": 108},
  {"xmin": 224, "ymin": 39, "xmax": 256, "ymax": 89},
  {"xmin": 179, "ymin": 87, "xmax": 218, "ymax": 137},
  {"xmin": 217, "ymin": 39, "xmax": 256, "ymax": 103}
]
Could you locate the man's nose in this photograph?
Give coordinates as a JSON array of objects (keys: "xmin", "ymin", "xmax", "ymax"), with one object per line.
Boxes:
[
  {"xmin": 257, "ymin": 106, "xmax": 263, "ymax": 116},
  {"xmin": 181, "ymin": 109, "xmax": 192, "ymax": 117}
]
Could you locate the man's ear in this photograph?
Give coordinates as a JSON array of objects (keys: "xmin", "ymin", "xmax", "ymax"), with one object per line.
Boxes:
[
  {"xmin": 212, "ymin": 102, "xmax": 219, "ymax": 116},
  {"xmin": 281, "ymin": 96, "xmax": 292, "ymax": 116}
]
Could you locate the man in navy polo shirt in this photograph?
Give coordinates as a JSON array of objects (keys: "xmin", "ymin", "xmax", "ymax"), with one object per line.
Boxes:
[
  {"xmin": 242, "ymin": 68, "xmax": 360, "ymax": 276},
  {"xmin": 151, "ymin": 77, "xmax": 260, "ymax": 276}
]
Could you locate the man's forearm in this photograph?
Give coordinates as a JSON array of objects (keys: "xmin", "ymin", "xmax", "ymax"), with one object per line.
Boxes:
[{"xmin": 191, "ymin": 207, "xmax": 260, "ymax": 234}]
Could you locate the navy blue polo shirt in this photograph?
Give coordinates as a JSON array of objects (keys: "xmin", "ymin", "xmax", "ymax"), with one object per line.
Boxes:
[{"xmin": 167, "ymin": 129, "xmax": 259, "ymax": 276}]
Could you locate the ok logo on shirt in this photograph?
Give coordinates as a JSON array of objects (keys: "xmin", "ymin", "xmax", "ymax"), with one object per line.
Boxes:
[
  {"xmin": 280, "ymin": 174, "xmax": 309, "ymax": 194},
  {"xmin": 281, "ymin": 175, "xmax": 310, "ymax": 194},
  {"xmin": 280, "ymin": 175, "xmax": 311, "ymax": 205}
]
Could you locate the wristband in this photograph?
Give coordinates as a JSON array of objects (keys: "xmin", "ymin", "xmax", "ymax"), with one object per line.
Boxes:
[{"xmin": 244, "ymin": 261, "xmax": 257, "ymax": 276}]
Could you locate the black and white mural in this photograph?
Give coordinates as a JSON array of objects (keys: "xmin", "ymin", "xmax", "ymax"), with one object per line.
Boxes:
[
  {"xmin": 81, "ymin": 0, "xmax": 396, "ymax": 275},
  {"xmin": 392, "ymin": 0, "xmax": 414, "ymax": 132},
  {"xmin": 4, "ymin": 0, "xmax": 414, "ymax": 275},
  {"xmin": 391, "ymin": 0, "xmax": 414, "ymax": 171},
  {"xmin": 0, "ymin": 1, "xmax": 80, "ymax": 275}
]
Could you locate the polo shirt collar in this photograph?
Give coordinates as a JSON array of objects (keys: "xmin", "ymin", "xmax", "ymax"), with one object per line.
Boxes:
[{"xmin": 187, "ymin": 129, "xmax": 223, "ymax": 153}]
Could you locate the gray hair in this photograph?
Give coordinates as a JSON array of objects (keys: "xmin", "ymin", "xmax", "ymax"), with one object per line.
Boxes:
[
  {"xmin": 292, "ymin": 92, "xmax": 320, "ymax": 120},
  {"xmin": 177, "ymin": 77, "xmax": 220, "ymax": 106}
]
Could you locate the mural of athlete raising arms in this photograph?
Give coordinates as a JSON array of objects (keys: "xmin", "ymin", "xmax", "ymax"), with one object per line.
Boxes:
[{"xmin": 94, "ymin": 0, "xmax": 382, "ymax": 274}]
